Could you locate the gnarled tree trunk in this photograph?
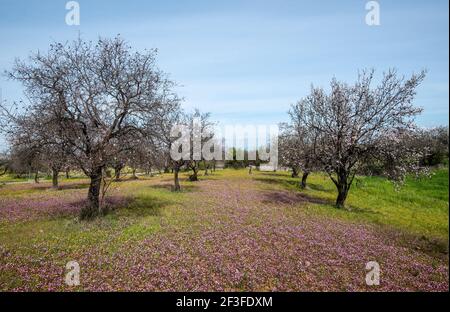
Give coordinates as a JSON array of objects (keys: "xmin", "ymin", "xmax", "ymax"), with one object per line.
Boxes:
[
  {"xmin": 81, "ymin": 167, "xmax": 103, "ymax": 219},
  {"xmin": 52, "ymin": 168, "xmax": 59, "ymax": 188},
  {"xmin": 131, "ymin": 168, "xmax": 138, "ymax": 179},
  {"xmin": 300, "ymin": 171, "xmax": 309, "ymax": 189},
  {"xmin": 114, "ymin": 163, "xmax": 123, "ymax": 181},
  {"xmin": 189, "ymin": 166, "xmax": 199, "ymax": 181},
  {"xmin": 333, "ymin": 169, "xmax": 352, "ymax": 208},
  {"xmin": 336, "ymin": 184, "xmax": 349, "ymax": 208}
]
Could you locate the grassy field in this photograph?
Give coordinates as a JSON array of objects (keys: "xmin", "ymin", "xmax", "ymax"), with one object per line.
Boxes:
[
  {"xmin": 0, "ymin": 168, "xmax": 448, "ymax": 291},
  {"xmin": 255, "ymin": 168, "xmax": 449, "ymax": 242}
]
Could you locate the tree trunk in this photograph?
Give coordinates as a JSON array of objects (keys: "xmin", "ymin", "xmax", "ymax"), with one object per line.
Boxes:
[
  {"xmin": 131, "ymin": 168, "xmax": 138, "ymax": 179},
  {"xmin": 34, "ymin": 171, "xmax": 39, "ymax": 184},
  {"xmin": 173, "ymin": 167, "xmax": 181, "ymax": 191},
  {"xmin": 335, "ymin": 171, "xmax": 350, "ymax": 208},
  {"xmin": 300, "ymin": 171, "xmax": 309, "ymax": 189},
  {"xmin": 114, "ymin": 163, "xmax": 124, "ymax": 181},
  {"xmin": 189, "ymin": 166, "xmax": 199, "ymax": 181},
  {"xmin": 52, "ymin": 168, "xmax": 59, "ymax": 188},
  {"xmin": 81, "ymin": 167, "xmax": 103, "ymax": 219},
  {"xmin": 335, "ymin": 185, "xmax": 349, "ymax": 208},
  {"xmin": 65, "ymin": 169, "xmax": 70, "ymax": 179},
  {"xmin": 291, "ymin": 167, "xmax": 299, "ymax": 178}
]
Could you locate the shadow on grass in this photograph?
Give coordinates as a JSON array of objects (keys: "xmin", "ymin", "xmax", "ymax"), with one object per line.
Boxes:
[
  {"xmin": 150, "ymin": 183, "xmax": 198, "ymax": 192},
  {"xmin": 257, "ymin": 177, "xmax": 330, "ymax": 191},
  {"xmin": 254, "ymin": 176, "xmax": 299, "ymax": 190},
  {"xmin": 380, "ymin": 225, "xmax": 449, "ymax": 257},
  {"xmin": 261, "ymin": 190, "xmax": 331, "ymax": 206},
  {"xmin": 122, "ymin": 195, "xmax": 169, "ymax": 217},
  {"xmin": 306, "ymin": 182, "xmax": 330, "ymax": 192},
  {"xmin": 258, "ymin": 172, "xmax": 287, "ymax": 177},
  {"xmin": 256, "ymin": 176, "xmax": 376, "ymax": 215},
  {"xmin": 57, "ymin": 183, "xmax": 90, "ymax": 190}
]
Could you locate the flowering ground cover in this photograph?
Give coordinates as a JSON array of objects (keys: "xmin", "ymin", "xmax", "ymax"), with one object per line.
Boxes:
[{"xmin": 0, "ymin": 169, "xmax": 448, "ymax": 291}]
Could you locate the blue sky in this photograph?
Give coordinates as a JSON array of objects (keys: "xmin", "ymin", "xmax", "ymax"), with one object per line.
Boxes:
[{"xmin": 0, "ymin": 0, "xmax": 448, "ymax": 150}]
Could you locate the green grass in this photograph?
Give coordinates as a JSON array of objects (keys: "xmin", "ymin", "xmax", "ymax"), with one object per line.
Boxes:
[
  {"xmin": 0, "ymin": 168, "xmax": 448, "ymax": 290},
  {"xmin": 0, "ymin": 174, "xmax": 29, "ymax": 183},
  {"xmin": 0, "ymin": 172, "xmax": 89, "ymax": 183},
  {"xmin": 255, "ymin": 168, "xmax": 449, "ymax": 241},
  {"xmin": 0, "ymin": 176, "xmax": 191, "ymax": 259}
]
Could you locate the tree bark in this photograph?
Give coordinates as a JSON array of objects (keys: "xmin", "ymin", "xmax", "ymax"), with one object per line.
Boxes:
[
  {"xmin": 300, "ymin": 171, "xmax": 309, "ymax": 189},
  {"xmin": 335, "ymin": 185, "xmax": 349, "ymax": 208},
  {"xmin": 173, "ymin": 167, "xmax": 181, "ymax": 191},
  {"xmin": 204, "ymin": 162, "xmax": 209, "ymax": 176},
  {"xmin": 189, "ymin": 166, "xmax": 199, "ymax": 181},
  {"xmin": 65, "ymin": 169, "xmax": 70, "ymax": 179},
  {"xmin": 334, "ymin": 170, "xmax": 351, "ymax": 208},
  {"xmin": 131, "ymin": 168, "xmax": 138, "ymax": 179},
  {"xmin": 81, "ymin": 167, "xmax": 103, "ymax": 219},
  {"xmin": 291, "ymin": 167, "xmax": 299, "ymax": 178},
  {"xmin": 52, "ymin": 168, "xmax": 59, "ymax": 188},
  {"xmin": 115, "ymin": 169, "xmax": 121, "ymax": 180},
  {"xmin": 34, "ymin": 171, "xmax": 39, "ymax": 184},
  {"xmin": 114, "ymin": 163, "xmax": 123, "ymax": 181}
]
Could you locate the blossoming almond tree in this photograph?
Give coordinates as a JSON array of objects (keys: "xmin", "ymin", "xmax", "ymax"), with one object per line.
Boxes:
[
  {"xmin": 291, "ymin": 69, "xmax": 427, "ymax": 208},
  {"xmin": 280, "ymin": 103, "xmax": 322, "ymax": 188},
  {"xmin": 2, "ymin": 36, "xmax": 181, "ymax": 219}
]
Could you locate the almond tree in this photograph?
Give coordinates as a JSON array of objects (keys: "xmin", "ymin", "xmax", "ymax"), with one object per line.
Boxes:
[
  {"xmin": 279, "ymin": 119, "xmax": 320, "ymax": 188},
  {"xmin": 185, "ymin": 110, "xmax": 214, "ymax": 182},
  {"xmin": 8, "ymin": 144, "xmax": 43, "ymax": 182},
  {"xmin": 152, "ymin": 105, "xmax": 185, "ymax": 191},
  {"xmin": 416, "ymin": 126, "xmax": 449, "ymax": 166},
  {"xmin": 293, "ymin": 69, "xmax": 427, "ymax": 208},
  {"xmin": 3, "ymin": 37, "xmax": 180, "ymax": 218},
  {"xmin": 1, "ymin": 99, "xmax": 72, "ymax": 188},
  {"xmin": 0, "ymin": 152, "xmax": 9, "ymax": 176}
]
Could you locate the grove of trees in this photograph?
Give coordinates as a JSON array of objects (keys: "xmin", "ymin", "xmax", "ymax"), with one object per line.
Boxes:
[{"xmin": 0, "ymin": 37, "xmax": 448, "ymax": 218}]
